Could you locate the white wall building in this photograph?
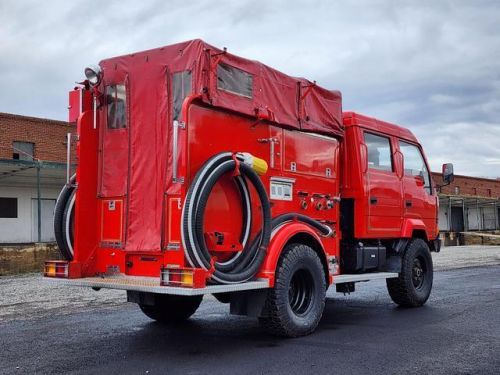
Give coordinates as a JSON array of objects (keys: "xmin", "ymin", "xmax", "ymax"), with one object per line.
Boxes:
[
  {"xmin": 0, "ymin": 160, "xmax": 67, "ymax": 243},
  {"xmin": 0, "ymin": 112, "xmax": 73, "ymax": 244}
]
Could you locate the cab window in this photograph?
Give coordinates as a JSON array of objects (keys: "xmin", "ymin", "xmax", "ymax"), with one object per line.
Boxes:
[
  {"xmin": 106, "ymin": 84, "xmax": 127, "ymax": 129},
  {"xmin": 364, "ymin": 133, "xmax": 393, "ymax": 172},
  {"xmin": 399, "ymin": 141, "xmax": 432, "ymax": 194}
]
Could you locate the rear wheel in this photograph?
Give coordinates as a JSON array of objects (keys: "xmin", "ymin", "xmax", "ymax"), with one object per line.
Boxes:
[
  {"xmin": 259, "ymin": 243, "xmax": 326, "ymax": 337},
  {"xmin": 387, "ymin": 238, "xmax": 433, "ymax": 307},
  {"xmin": 139, "ymin": 294, "xmax": 203, "ymax": 323}
]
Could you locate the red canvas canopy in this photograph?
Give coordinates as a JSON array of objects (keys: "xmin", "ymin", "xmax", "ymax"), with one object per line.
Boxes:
[
  {"xmin": 97, "ymin": 40, "xmax": 343, "ymax": 251},
  {"xmin": 100, "ymin": 39, "xmax": 343, "ymax": 137}
]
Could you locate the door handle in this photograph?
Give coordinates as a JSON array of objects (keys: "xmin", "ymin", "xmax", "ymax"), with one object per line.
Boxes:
[
  {"xmin": 405, "ymin": 200, "xmax": 412, "ymax": 208},
  {"xmin": 370, "ymin": 197, "xmax": 378, "ymax": 205}
]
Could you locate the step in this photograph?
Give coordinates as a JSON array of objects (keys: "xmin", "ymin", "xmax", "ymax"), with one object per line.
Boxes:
[{"xmin": 333, "ymin": 272, "xmax": 399, "ymax": 284}]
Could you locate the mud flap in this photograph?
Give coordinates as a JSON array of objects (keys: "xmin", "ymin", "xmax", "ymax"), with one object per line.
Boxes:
[
  {"xmin": 229, "ymin": 289, "xmax": 268, "ymax": 317},
  {"xmin": 127, "ymin": 291, "xmax": 155, "ymax": 306}
]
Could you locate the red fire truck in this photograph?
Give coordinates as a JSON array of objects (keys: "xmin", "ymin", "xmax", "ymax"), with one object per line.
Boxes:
[{"xmin": 47, "ymin": 40, "xmax": 454, "ymax": 337}]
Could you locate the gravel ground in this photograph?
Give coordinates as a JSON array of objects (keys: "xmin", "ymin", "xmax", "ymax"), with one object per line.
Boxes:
[
  {"xmin": 0, "ymin": 273, "xmax": 126, "ymax": 322},
  {"xmin": 433, "ymin": 245, "xmax": 500, "ymax": 270},
  {"xmin": 0, "ymin": 245, "xmax": 499, "ymax": 323}
]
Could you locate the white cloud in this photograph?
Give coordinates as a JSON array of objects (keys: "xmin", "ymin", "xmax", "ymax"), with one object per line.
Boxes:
[{"xmin": 0, "ymin": 0, "xmax": 499, "ymax": 177}]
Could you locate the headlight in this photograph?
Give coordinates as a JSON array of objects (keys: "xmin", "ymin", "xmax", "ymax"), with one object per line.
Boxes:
[{"xmin": 84, "ymin": 64, "xmax": 103, "ymax": 86}]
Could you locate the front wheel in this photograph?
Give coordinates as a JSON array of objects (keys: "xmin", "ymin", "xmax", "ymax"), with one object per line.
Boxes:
[
  {"xmin": 387, "ymin": 238, "xmax": 433, "ymax": 307},
  {"xmin": 139, "ymin": 294, "xmax": 203, "ymax": 323},
  {"xmin": 259, "ymin": 243, "xmax": 326, "ymax": 337}
]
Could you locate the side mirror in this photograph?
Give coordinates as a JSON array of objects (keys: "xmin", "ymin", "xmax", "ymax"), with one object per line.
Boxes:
[
  {"xmin": 415, "ymin": 175, "xmax": 425, "ymax": 187},
  {"xmin": 442, "ymin": 163, "xmax": 454, "ymax": 185}
]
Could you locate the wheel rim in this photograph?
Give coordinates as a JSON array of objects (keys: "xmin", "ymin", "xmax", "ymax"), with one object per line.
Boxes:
[
  {"xmin": 288, "ymin": 268, "xmax": 314, "ymax": 316},
  {"xmin": 412, "ymin": 257, "xmax": 426, "ymax": 290}
]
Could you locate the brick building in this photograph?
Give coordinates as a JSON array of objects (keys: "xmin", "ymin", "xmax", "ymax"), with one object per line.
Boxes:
[
  {"xmin": 432, "ymin": 172, "xmax": 500, "ymax": 233},
  {"xmin": 0, "ymin": 112, "xmax": 72, "ymax": 162},
  {"xmin": 0, "ymin": 112, "xmax": 75, "ymax": 243}
]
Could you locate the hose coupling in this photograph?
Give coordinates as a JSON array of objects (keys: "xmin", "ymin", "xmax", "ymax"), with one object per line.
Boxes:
[{"xmin": 236, "ymin": 152, "xmax": 268, "ymax": 176}]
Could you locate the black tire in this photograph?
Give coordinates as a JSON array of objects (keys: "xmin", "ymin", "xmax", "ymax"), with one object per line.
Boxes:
[
  {"xmin": 386, "ymin": 238, "xmax": 433, "ymax": 307},
  {"xmin": 259, "ymin": 243, "xmax": 326, "ymax": 337},
  {"xmin": 139, "ymin": 294, "xmax": 203, "ymax": 323}
]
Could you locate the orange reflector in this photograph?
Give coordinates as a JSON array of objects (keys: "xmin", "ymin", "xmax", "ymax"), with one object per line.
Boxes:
[
  {"xmin": 46, "ymin": 262, "xmax": 56, "ymax": 277},
  {"xmin": 181, "ymin": 271, "xmax": 194, "ymax": 286}
]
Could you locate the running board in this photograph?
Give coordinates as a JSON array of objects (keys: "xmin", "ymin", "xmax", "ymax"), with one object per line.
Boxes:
[
  {"xmin": 44, "ymin": 275, "xmax": 270, "ymax": 296},
  {"xmin": 333, "ymin": 272, "xmax": 399, "ymax": 284}
]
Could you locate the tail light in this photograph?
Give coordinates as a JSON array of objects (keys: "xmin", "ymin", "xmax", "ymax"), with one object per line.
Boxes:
[
  {"xmin": 44, "ymin": 261, "xmax": 69, "ymax": 278},
  {"xmin": 161, "ymin": 267, "xmax": 207, "ymax": 288}
]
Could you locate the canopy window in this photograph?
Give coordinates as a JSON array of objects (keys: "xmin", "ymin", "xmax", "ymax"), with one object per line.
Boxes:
[{"xmin": 217, "ymin": 63, "xmax": 253, "ymax": 98}]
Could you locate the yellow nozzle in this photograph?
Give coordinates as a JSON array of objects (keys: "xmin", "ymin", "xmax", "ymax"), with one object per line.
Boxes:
[{"xmin": 236, "ymin": 152, "xmax": 268, "ymax": 176}]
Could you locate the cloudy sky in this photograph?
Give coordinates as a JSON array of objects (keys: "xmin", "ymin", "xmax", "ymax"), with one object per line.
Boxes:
[{"xmin": 1, "ymin": 0, "xmax": 499, "ymax": 177}]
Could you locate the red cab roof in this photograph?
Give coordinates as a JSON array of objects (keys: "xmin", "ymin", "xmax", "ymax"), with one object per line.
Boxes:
[{"xmin": 343, "ymin": 111, "xmax": 417, "ymax": 143}]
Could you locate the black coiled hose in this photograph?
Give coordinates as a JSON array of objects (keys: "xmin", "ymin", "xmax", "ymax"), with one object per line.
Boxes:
[
  {"xmin": 270, "ymin": 213, "xmax": 333, "ymax": 237},
  {"xmin": 54, "ymin": 175, "xmax": 76, "ymax": 261},
  {"xmin": 182, "ymin": 152, "xmax": 272, "ymax": 284},
  {"xmin": 181, "ymin": 152, "xmax": 333, "ymax": 285}
]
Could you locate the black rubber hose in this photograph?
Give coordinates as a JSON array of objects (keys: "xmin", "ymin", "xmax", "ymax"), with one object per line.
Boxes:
[
  {"xmin": 182, "ymin": 153, "xmax": 332, "ymax": 284},
  {"xmin": 194, "ymin": 162, "xmax": 253, "ymax": 269},
  {"xmin": 182, "ymin": 153, "xmax": 271, "ymax": 284},
  {"xmin": 186, "ymin": 157, "xmax": 270, "ymax": 283},
  {"xmin": 211, "ymin": 176, "xmax": 251, "ymax": 273},
  {"xmin": 231, "ymin": 213, "xmax": 332, "ymax": 274},
  {"xmin": 62, "ymin": 189, "xmax": 76, "ymax": 254},
  {"xmin": 270, "ymin": 213, "xmax": 333, "ymax": 237},
  {"xmin": 54, "ymin": 175, "xmax": 76, "ymax": 260},
  {"xmin": 182, "ymin": 153, "xmax": 252, "ymax": 274}
]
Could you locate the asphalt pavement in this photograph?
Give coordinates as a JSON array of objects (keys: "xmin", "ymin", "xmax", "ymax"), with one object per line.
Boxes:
[{"xmin": 1, "ymin": 263, "xmax": 499, "ymax": 374}]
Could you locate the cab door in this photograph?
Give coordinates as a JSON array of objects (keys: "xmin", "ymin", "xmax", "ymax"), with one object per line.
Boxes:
[
  {"xmin": 364, "ymin": 132, "xmax": 403, "ymax": 237},
  {"xmin": 399, "ymin": 140, "xmax": 436, "ymax": 235}
]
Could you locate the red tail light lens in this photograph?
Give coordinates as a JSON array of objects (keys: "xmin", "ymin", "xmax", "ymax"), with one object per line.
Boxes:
[
  {"xmin": 44, "ymin": 261, "xmax": 69, "ymax": 278},
  {"xmin": 160, "ymin": 267, "xmax": 206, "ymax": 288}
]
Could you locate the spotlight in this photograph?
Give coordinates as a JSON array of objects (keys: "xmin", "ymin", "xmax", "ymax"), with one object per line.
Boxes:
[{"xmin": 84, "ymin": 64, "xmax": 102, "ymax": 86}]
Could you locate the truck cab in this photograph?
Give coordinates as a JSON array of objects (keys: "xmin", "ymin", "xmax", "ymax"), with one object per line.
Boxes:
[
  {"xmin": 342, "ymin": 111, "xmax": 438, "ymax": 241},
  {"xmin": 338, "ymin": 111, "xmax": 441, "ymax": 275}
]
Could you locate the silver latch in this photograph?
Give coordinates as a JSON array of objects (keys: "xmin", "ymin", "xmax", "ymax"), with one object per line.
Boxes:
[{"xmin": 257, "ymin": 137, "xmax": 279, "ymax": 168}]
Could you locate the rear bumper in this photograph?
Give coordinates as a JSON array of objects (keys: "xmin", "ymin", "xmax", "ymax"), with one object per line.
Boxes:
[{"xmin": 44, "ymin": 275, "xmax": 269, "ymax": 296}]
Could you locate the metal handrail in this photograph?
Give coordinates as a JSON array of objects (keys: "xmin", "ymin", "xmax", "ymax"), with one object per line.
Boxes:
[
  {"xmin": 66, "ymin": 133, "xmax": 71, "ymax": 184},
  {"xmin": 172, "ymin": 120, "xmax": 185, "ymax": 183}
]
